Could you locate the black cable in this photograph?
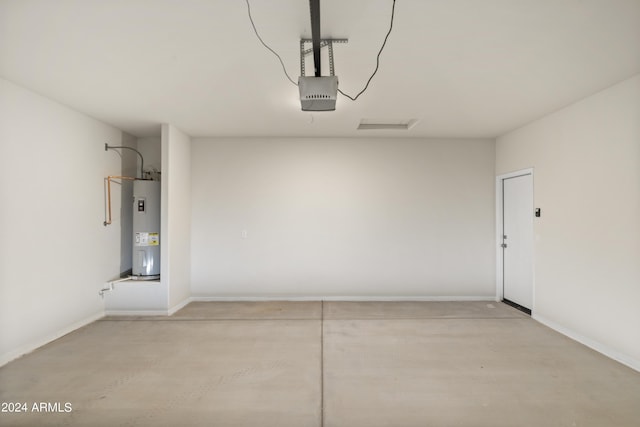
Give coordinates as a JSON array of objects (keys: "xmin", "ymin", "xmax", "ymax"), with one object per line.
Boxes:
[
  {"xmin": 245, "ymin": 0, "xmax": 298, "ymax": 86},
  {"xmin": 338, "ymin": 0, "xmax": 396, "ymax": 101}
]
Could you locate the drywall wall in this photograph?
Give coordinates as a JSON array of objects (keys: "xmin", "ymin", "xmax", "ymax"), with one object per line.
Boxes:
[
  {"xmin": 161, "ymin": 125, "xmax": 192, "ymax": 310},
  {"xmin": 0, "ymin": 78, "xmax": 123, "ymax": 365},
  {"xmin": 496, "ymin": 74, "xmax": 640, "ymax": 369},
  {"xmin": 104, "ymin": 281, "xmax": 169, "ymax": 315},
  {"xmin": 191, "ymin": 138, "xmax": 496, "ymax": 298}
]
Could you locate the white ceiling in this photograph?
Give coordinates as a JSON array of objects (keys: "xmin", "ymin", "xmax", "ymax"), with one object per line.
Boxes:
[{"xmin": 1, "ymin": 0, "xmax": 639, "ymax": 138}]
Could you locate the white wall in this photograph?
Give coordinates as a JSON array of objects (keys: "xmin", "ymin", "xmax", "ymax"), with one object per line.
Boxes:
[
  {"xmin": 0, "ymin": 78, "xmax": 122, "ymax": 365},
  {"xmin": 161, "ymin": 125, "xmax": 192, "ymax": 311},
  {"xmin": 191, "ymin": 138, "xmax": 496, "ymax": 298},
  {"xmin": 496, "ymin": 74, "xmax": 640, "ymax": 369}
]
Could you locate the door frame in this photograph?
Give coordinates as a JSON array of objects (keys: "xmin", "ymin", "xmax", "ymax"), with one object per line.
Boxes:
[{"xmin": 495, "ymin": 168, "xmax": 535, "ymax": 312}]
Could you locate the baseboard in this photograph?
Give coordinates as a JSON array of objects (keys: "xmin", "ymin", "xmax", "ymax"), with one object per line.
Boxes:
[
  {"xmin": 0, "ymin": 311, "xmax": 104, "ymax": 367},
  {"xmin": 168, "ymin": 297, "xmax": 193, "ymax": 315},
  {"xmin": 104, "ymin": 310, "xmax": 169, "ymax": 316},
  {"xmin": 191, "ymin": 295, "xmax": 495, "ymax": 302},
  {"xmin": 533, "ymin": 314, "xmax": 640, "ymax": 373},
  {"xmin": 104, "ymin": 298, "xmax": 193, "ymax": 317}
]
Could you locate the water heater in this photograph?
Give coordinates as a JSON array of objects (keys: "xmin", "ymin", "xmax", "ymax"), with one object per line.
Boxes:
[{"xmin": 132, "ymin": 180, "xmax": 160, "ymax": 279}]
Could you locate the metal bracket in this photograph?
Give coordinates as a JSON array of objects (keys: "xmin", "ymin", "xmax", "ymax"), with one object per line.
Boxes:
[{"xmin": 300, "ymin": 38, "xmax": 348, "ymax": 77}]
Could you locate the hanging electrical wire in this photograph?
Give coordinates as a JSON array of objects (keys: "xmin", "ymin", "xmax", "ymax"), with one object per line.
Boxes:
[
  {"xmin": 245, "ymin": 0, "xmax": 298, "ymax": 86},
  {"xmin": 338, "ymin": 0, "xmax": 396, "ymax": 101}
]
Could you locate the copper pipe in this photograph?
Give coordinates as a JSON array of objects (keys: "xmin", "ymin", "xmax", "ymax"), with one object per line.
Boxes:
[{"xmin": 103, "ymin": 176, "xmax": 137, "ymax": 226}]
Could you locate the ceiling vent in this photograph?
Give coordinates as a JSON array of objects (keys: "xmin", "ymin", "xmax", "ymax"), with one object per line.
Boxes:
[{"xmin": 357, "ymin": 119, "xmax": 417, "ymax": 130}]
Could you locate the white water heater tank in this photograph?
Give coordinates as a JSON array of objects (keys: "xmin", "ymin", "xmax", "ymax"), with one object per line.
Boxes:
[{"xmin": 132, "ymin": 180, "xmax": 160, "ymax": 279}]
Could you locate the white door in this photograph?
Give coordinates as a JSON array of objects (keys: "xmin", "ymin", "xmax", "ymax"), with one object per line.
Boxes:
[{"xmin": 502, "ymin": 174, "xmax": 533, "ymax": 311}]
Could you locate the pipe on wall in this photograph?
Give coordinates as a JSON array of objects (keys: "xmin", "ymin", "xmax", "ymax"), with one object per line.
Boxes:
[{"xmin": 103, "ymin": 176, "xmax": 137, "ymax": 226}]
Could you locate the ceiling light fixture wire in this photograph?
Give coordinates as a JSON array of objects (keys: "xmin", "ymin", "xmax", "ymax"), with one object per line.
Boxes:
[
  {"xmin": 338, "ymin": 0, "xmax": 396, "ymax": 101},
  {"xmin": 245, "ymin": 0, "xmax": 298, "ymax": 86}
]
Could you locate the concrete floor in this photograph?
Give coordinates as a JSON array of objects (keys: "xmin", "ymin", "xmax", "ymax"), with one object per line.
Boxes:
[{"xmin": 1, "ymin": 301, "xmax": 639, "ymax": 427}]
